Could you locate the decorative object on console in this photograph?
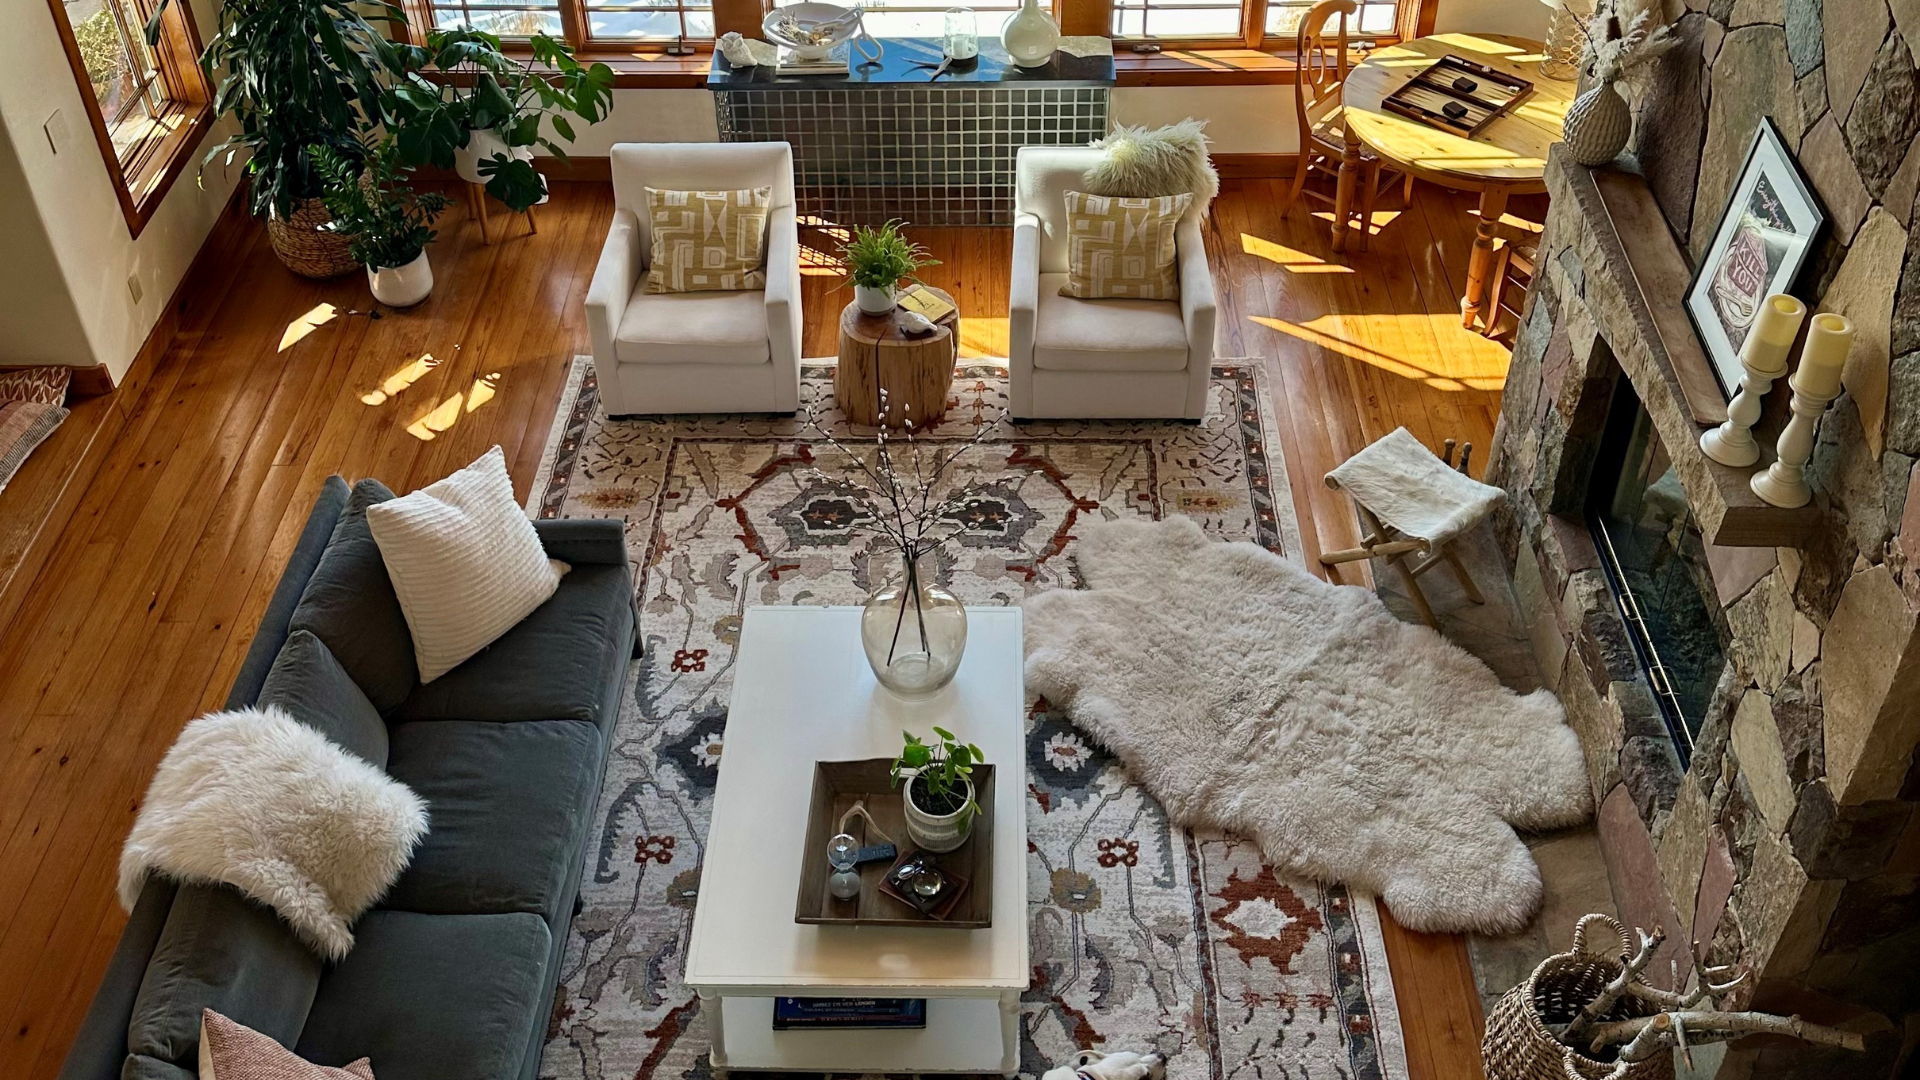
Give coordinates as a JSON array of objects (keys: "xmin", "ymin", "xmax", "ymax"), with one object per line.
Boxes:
[
  {"xmin": 799, "ymin": 392, "xmax": 1006, "ymax": 695},
  {"xmin": 840, "ymin": 218, "xmax": 940, "ymax": 314},
  {"xmin": 892, "ymin": 727, "xmax": 984, "ymax": 852},
  {"xmin": 0, "ymin": 366, "xmax": 70, "ymax": 495},
  {"xmin": 1022, "ymin": 515, "xmax": 1590, "ymax": 934},
  {"xmin": 1081, "ymin": 119, "xmax": 1219, "ymax": 217},
  {"xmin": 1482, "ymin": 914, "xmax": 1864, "ymax": 1080},
  {"xmin": 1698, "ymin": 293, "xmax": 1806, "ymax": 467},
  {"xmin": 200, "ymin": 1009, "xmax": 376, "ymax": 1080},
  {"xmin": 1059, "ymin": 191, "xmax": 1192, "ymax": 300},
  {"xmin": 943, "ymin": 8, "xmax": 979, "ymax": 59},
  {"xmin": 311, "ymin": 139, "xmax": 452, "ymax": 309},
  {"xmin": 643, "ymin": 186, "xmax": 774, "ymax": 293},
  {"xmin": 1684, "ymin": 118, "xmax": 1827, "ymax": 397},
  {"xmin": 717, "ymin": 31, "xmax": 778, "ymax": 67},
  {"xmin": 1752, "ymin": 312, "xmax": 1854, "ymax": 509},
  {"xmin": 764, "ymin": 2, "xmax": 883, "ymax": 63},
  {"xmin": 118, "ymin": 705, "xmax": 429, "ymax": 960},
  {"xmin": 1561, "ymin": 0, "xmax": 1677, "ymax": 166},
  {"xmin": 365, "ymin": 446, "xmax": 567, "ymax": 682},
  {"xmin": 1002, "ymin": 0, "xmax": 1061, "ymax": 66}
]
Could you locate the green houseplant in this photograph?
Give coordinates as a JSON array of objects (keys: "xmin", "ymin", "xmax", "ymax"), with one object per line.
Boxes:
[
  {"xmin": 891, "ymin": 727, "xmax": 982, "ymax": 852},
  {"xmin": 312, "ymin": 139, "xmax": 452, "ymax": 308},
  {"xmin": 841, "ymin": 220, "xmax": 938, "ymax": 315},
  {"xmin": 193, "ymin": 0, "xmax": 397, "ymax": 277},
  {"xmin": 385, "ymin": 30, "xmax": 614, "ymax": 213}
]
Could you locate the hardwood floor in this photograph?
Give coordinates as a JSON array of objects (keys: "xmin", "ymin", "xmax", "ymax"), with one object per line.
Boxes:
[{"xmin": 0, "ymin": 177, "xmax": 1516, "ymax": 1080}]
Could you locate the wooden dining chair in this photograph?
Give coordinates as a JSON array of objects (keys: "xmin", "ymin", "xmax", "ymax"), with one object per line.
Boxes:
[
  {"xmin": 1480, "ymin": 204, "xmax": 1546, "ymax": 338},
  {"xmin": 1282, "ymin": 0, "xmax": 1413, "ymax": 251}
]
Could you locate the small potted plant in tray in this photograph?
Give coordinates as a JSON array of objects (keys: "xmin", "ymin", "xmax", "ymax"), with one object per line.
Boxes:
[
  {"xmin": 891, "ymin": 727, "xmax": 982, "ymax": 853},
  {"xmin": 841, "ymin": 219, "xmax": 939, "ymax": 314},
  {"xmin": 313, "ymin": 138, "xmax": 452, "ymax": 308}
]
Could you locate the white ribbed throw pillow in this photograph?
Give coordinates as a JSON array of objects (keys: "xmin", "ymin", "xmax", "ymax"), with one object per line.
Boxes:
[{"xmin": 366, "ymin": 446, "xmax": 566, "ymax": 682}]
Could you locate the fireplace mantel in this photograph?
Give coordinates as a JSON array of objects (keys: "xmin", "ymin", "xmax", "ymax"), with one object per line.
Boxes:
[{"xmin": 1538, "ymin": 152, "xmax": 1819, "ymax": 548}]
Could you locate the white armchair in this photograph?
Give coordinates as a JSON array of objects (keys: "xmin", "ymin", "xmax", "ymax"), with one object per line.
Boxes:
[
  {"xmin": 1009, "ymin": 146, "xmax": 1216, "ymax": 421},
  {"xmin": 587, "ymin": 142, "xmax": 803, "ymax": 416}
]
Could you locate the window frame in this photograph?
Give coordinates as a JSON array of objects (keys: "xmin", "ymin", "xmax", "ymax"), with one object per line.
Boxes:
[
  {"xmin": 48, "ymin": 0, "xmax": 215, "ymax": 238},
  {"xmin": 1110, "ymin": 0, "xmax": 1420, "ymax": 52}
]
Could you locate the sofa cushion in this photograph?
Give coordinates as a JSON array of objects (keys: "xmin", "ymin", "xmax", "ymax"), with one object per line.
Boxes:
[
  {"xmin": 126, "ymin": 884, "xmax": 321, "ymax": 1069},
  {"xmin": 614, "ymin": 288, "xmax": 770, "ymax": 366},
  {"xmin": 378, "ymin": 720, "xmax": 603, "ymax": 928},
  {"xmin": 257, "ymin": 630, "xmax": 390, "ymax": 766},
  {"xmin": 287, "ymin": 479, "xmax": 418, "ymax": 712},
  {"xmin": 392, "ymin": 563, "xmax": 632, "ymax": 727},
  {"xmin": 296, "ymin": 911, "xmax": 551, "ymax": 1080},
  {"xmin": 1033, "ymin": 273, "xmax": 1189, "ymax": 373},
  {"xmin": 121, "ymin": 1054, "xmax": 196, "ymax": 1080}
]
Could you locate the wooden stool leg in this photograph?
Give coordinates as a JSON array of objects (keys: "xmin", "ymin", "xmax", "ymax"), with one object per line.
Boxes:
[
  {"xmin": 1355, "ymin": 506, "xmax": 1440, "ymax": 629},
  {"xmin": 469, "ymin": 182, "xmax": 493, "ymax": 245},
  {"xmin": 1443, "ymin": 545, "xmax": 1487, "ymax": 604}
]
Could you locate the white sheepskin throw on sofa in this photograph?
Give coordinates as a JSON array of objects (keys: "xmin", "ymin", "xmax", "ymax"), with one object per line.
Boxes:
[
  {"xmin": 1083, "ymin": 119, "xmax": 1220, "ymax": 217},
  {"xmin": 1022, "ymin": 516, "xmax": 1590, "ymax": 934},
  {"xmin": 119, "ymin": 706, "xmax": 429, "ymax": 959}
]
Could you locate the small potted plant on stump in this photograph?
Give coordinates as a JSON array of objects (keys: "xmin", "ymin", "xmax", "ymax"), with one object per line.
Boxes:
[
  {"xmin": 891, "ymin": 727, "xmax": 982, "ymax": 853},
  {"xmin": 841, "ymin": 220, "xmax": 938, "ymax": 314},
  {"xmin": 313, "ymin": 139, "xmax": 452, "ymax": 308}
]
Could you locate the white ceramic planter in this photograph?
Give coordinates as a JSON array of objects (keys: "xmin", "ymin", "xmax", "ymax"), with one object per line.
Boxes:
[
  {"xmin": 1001, "ymin": 0, "xmax": 1060, "ymax": 68},
  {"xmin": 1562, "ymin": 79, "xmax": 1632, "ymax": 166},
  {"xmin": 368, "ymin": 251, "xmax": 434, "ymax": 308},
  {"xmin": 901, "ymin": 774, "xmax": 975, "ymax": 853},
  {"xmin": 854, "ymin": 283, "xmax": 897, "ymax": 314},
  {"xmin": 454, "ymin": 129, "xmax": 550, "ymax": 205}
]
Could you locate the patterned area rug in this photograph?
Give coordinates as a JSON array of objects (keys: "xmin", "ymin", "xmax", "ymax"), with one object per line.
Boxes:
[{"xmin": 528, "ymin": 359, "xmax": 1406, "ymax": 1080}]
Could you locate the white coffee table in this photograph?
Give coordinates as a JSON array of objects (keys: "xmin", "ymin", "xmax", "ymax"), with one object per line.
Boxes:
[{"xmin": 685, "ymin": 606, "xmax": 1030, "ymax": 1077}]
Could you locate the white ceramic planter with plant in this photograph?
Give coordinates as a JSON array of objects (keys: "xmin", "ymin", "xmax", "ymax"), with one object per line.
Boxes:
[
  {"xmin": 313, "ymin": 138, "xmax": 452, "ymax": 309},
  {"xmin": 892, "ymin": 728, "xmax": 983, "ymax": 853},
  {"xmin": 841, "ymin": 219, "xmax": 938, "ymax": 316}
]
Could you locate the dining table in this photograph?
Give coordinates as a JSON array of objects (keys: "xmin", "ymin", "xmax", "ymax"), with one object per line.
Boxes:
[{"xmin": 1333, "ymin": 33, "xmax": 1576, "ymax": 330}]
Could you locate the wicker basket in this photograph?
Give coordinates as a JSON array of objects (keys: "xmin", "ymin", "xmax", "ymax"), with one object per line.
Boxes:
[
  {"xmin": 1482, "ymin": 915, "xmax": 1676, "ymax": 1080},
  {"xmin": 267, "ymin": 198, "xmax": 358, "ymax": 280}
]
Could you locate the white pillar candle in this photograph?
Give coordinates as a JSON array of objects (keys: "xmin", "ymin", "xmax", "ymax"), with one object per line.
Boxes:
[
  {"xmin": 1701, "ymin": 295, "xmax": 1807, "ymax": 468},
  {"xmin": 1742, "ymin": 294, "xmax": 1807, "ymax": 375},
  {"xmin": 1790, "ymin": 312, "xmax": 1854, "ymax": 399}
]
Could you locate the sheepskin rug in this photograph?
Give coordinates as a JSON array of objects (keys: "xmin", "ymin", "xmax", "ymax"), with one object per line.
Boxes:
[
  {"xmin": 120, "ymin": 706, "xmax": 429, "ymax": 959},
  {"xmin": 1022, "ymin": 516, "xmax": 1591, "ymax": 934},
  {"xmin": 1083, "ymin": 119, "xmax": 1221, "ymax": 216}
]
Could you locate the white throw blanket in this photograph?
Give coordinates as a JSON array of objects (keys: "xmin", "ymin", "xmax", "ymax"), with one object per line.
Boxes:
[
  {"xmin": 119, "ymin": 707, "xmax": 429, "ymax": 959},
  {"xmin": 1326, "ymin": 426, "xmax": 1505, "ymax": 548},
  {"xmin": 1023, "ymin": 516, "xmax": 1590, "ymax": 935}
]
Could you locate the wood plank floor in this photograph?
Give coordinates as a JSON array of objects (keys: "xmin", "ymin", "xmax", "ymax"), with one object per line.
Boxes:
[{"xmin": 0, "ymin": 177, "xmax": 1519, "ymax": 1080}]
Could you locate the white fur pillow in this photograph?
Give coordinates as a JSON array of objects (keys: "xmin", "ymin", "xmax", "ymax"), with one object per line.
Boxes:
[
  {"xmin": 366, "ymin": 446, "xmax": 566, "ymax": 682},
  {"xmin": 120, "ymin": 707, "xmax": 429, "ymax": 960},
  {"xmin": 1083, "ymin": 119, "xmax": 1219, "ymax": 218}
]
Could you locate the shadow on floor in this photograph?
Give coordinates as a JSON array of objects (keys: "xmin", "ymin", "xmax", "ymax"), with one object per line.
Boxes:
[{"xmin": 1370, "ymin": 519, "xmax": 1621, "ymax": 1016}]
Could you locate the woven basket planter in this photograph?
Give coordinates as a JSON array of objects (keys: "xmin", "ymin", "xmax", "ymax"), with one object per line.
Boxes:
[
  {"xmin": 267, "ymin": 198, "xmax": 358, "ymax": 280},
  {"xmin": 1482, "ymin": 915, "xmax": 1675, "ymax": 1080}
]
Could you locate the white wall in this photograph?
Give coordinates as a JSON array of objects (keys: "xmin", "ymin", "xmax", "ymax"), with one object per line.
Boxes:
[
  {"xmin": 0, "ymin": 0, "xmax": 241, "ymax": 380},
  {"xmin": 1432, "ymin": 0, "xmax": 1550, "ymax": 38},
  {"xmin": 1114, "ymin": 85, "xmax": 1298, "ymax": 154}
]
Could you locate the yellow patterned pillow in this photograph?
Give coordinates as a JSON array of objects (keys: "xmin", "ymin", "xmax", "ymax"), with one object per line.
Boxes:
[
  {"xmin": 1060, "ymin": 191, "xmax": 1192, "ymax": 301},
  {"xmin": 644, "ymin": 186, "xmax": 773, "ymax": 293}
]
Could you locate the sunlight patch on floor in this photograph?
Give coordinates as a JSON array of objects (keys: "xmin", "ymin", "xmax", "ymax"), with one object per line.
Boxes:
[
  {"xmin": 362, "ymin": 354, "xmax": 441, "ymax": 406},
  {"xmin": 406, "ymin": 372, "xmax": 502, "ymax": 440},
  {"xmin": 1308, "ymin": 208, "xmax": 1403, "ymax": 235},
  {"xmin": 1250, "ymin": 314, "xmax": 1509, "ymax": 391},
  {"xmin": 1241, "ymin": 234, "xmax": 1354, "ymax": 274},
  {"xmin": 279, "ymin": 304, "xmax": 337, "ymax": 352},
  {"xmin": 960, "ymin": 317, "xmax": 1008, "ymax": 359}
]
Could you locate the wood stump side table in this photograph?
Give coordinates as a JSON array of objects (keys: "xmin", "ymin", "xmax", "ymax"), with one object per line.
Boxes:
[{"xmin": 834, "ymin": 287, "xmax": 960, "ymax": 428}]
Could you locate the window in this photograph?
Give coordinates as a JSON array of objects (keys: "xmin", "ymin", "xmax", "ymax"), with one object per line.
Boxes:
[
  {"xmin": 423, "ymin": 0, "xmax": 715, "ymax": 43},
  {"xmin": 50, "ymin": 0, "xmax": 212, "ymax": 236},
  {"xmin": 773, "ymin": 0, "xmax": 1020, "ymax": 39},
  {"xmin": 428, "ymin": 0, "xmax": 564, "ymax": 37},
  {"xmin": 1114, "ymin": 0, "xmax": 1405, "ymax": 49}
]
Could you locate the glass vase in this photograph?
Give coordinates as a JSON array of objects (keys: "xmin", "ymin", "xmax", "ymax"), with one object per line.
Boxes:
[{"xmin": 861, "ymin": 549, "xmax": 968, "ymax": 698}]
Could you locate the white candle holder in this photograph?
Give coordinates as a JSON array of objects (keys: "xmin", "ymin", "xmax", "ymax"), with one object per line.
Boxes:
[
  {"xmin": 1750, "ymin": 380, "xmax": 1840, "ymax": 509},
  {"xmin": 1700, "ymin": 353, "xmax": 1788, "ymax": 468}
]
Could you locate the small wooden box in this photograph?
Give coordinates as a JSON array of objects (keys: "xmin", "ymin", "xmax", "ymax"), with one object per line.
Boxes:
[
  {"xmin": 1381, "ymin": 55, "xmax": 1535, "ymax": 139},
  {"xmin": 794, "ymin": 758, "xmax": 995, "ymax": 929}
]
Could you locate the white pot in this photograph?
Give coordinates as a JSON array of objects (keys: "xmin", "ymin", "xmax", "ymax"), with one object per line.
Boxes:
[
  {"xmin": 901, "ymin": 773, "xmax": 975, "ymax": 853},
  {"xmin": 454, "ymin": 128, "xmax": 548, "ymax": 204},
  {"xmin": 1001, "ymin": 0, "xmax": 1059, "ymax": 68},
  {"xmin": 854, "ymin": 283, "xmax": 897, "ymax": 314},
  {"xmin": 368, "ymin": 251, "xmax": 434, "ymax": 307},
  {"xmin": 1562, "ymin": 79, "xmax": 1632, "ymax": 166}
]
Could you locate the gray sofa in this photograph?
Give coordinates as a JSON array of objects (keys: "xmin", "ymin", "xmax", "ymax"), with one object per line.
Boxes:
[{"xmin": 59, "ymin": 475, "xmax": 637, "ymax": 1080}]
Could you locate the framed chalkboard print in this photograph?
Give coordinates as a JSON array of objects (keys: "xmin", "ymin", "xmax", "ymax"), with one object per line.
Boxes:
[{"xmin": 1685, "ymin": 119, "xmax": 1827, "ymax": 398}]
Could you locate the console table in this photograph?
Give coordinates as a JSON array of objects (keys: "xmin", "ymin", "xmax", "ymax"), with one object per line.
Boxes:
[{"xmin": 709, "ymin": 38, "xmax": 1115, "ymax": 226}]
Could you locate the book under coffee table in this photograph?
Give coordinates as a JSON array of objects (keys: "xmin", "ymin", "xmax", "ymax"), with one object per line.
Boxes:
[{"xmin": 685, "ymin": 606, "xmax": 1029, "ymax": 1077}]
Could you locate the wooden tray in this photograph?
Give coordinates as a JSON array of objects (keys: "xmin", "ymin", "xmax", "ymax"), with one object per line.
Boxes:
[
  {"xmin": 794, "ymin": 758, "xmax": 994, "ymax": 929},
  {"xmin": 1381, "ymin": 55, "xmax": 1535, "ymax": 139}
]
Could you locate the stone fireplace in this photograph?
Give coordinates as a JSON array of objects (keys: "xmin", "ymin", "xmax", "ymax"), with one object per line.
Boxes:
[{"xmin": 1485, "ymin": 8, "xmax": 1920, "ymax": 1070}]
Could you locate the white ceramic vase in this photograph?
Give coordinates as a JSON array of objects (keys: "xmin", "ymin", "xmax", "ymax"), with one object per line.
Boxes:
[
  {"xmin": 454, "ymin": 128, "xmax": 550, "ymax": 205},
  {"xmin": 900, "ymin": 774, "xmax": 975, "ymax": 853},
  {"xmin": 1001, "ymin": 0, "xmax": 1059, "ymax": 68},
  {"xmin": 1562, "ymin": 78, "xmax": 1632, "ymax": 165},
  {"xmin": 368, "ymin": 252, "xmax": 434, "ymax": 308},
  {"xmin": 854, "ymin": 283, "xmax": 897, "ymax": 314}
]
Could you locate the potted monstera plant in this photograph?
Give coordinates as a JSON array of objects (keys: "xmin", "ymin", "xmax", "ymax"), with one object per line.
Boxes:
[
  {"xmin": 312, "ymin": 138, "xmax": 452, "ymax": 308},
  {"xmin": 385, "ymin": 30, "xmax": 614, "ymax": 214}
]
